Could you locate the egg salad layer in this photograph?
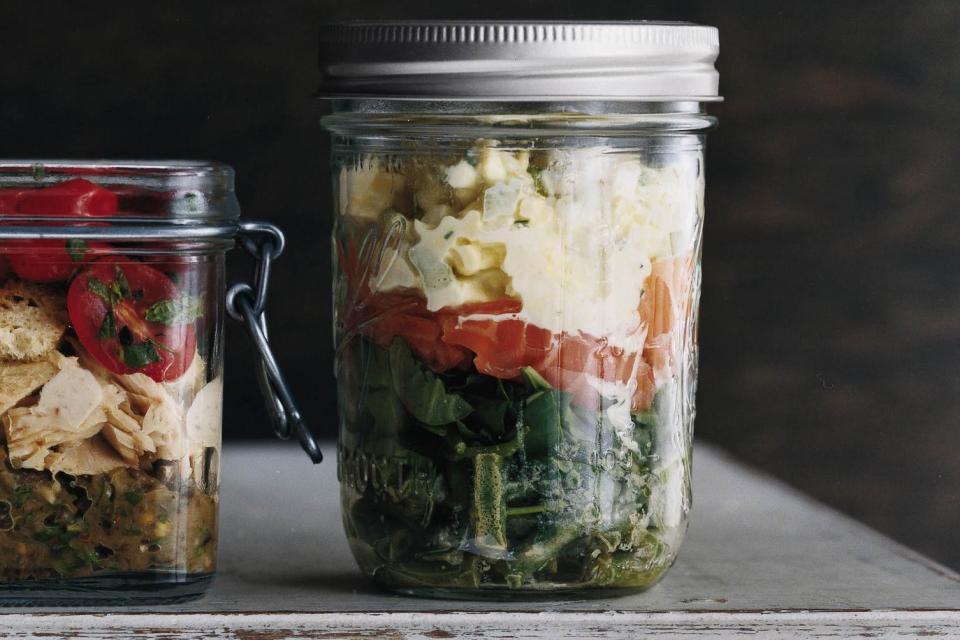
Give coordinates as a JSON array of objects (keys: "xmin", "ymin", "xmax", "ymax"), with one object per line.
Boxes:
[{"xmin": 341, "ymin": 146, "xmax": 702, "ymax": 350}]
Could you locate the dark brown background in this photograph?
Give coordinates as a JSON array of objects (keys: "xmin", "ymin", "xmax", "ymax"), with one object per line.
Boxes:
[{"xmin": 1, "ymin": 2, "xmax": 958, "ymax": 571}]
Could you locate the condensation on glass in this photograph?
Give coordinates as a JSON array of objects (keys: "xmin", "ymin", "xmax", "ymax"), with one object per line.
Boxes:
[
  {"xmin": 0, "ymin": 161, "xmax": 237, "ymax": 604},
  {"xmin": 320, "ymin": 21, "xmax": 721, "ymax": 598}
]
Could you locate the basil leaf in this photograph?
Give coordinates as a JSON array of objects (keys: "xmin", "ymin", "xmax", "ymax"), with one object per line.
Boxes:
[
  {"xmin": 144, "ymin": 296, "xmax": 204, "ymax": 325},
  {"xmin": 65, "ymin": 239, "xmax": 88, "ymax": 262},
  {"xmin": 388, "ymin": 338, "xmax": 472, "ymax": 427},
  {"xmin": 97, "ymin": 310, "xmax": 117, "ymax": 339},
  {"xmin": 88, "ymin": 278, "xmax": 116, "ymax": 304},
  {"xmin": 121, "ymin": 341, "xmax": 160, "ymax": 369},
  {"xmin": 113, "ymin": 266, "xmax": 131, "ymax": 299}
]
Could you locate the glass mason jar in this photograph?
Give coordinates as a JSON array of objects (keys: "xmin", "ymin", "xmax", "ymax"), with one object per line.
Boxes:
[
  {"xmin": 0, "ymin": 161, "xmax": 319, "ymax": 605},
  {"xmin": 320, "ymin": 21, "xmax": 720, "ymax": 597}
]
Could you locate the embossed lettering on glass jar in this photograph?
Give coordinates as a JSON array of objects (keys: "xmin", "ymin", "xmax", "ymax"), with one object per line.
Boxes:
[{"xmin": 320, "ymin": 21, "xmax": 721, "ymax": 598}]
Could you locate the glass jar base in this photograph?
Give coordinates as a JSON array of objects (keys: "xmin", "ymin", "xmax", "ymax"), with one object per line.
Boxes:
[
  {"xmin": 0, "ymin": 571, "xmax": 213, "ymax": 606},
  {"xmin": 385, "ymin": 584, "xmax": 657, "ymax": 602}
]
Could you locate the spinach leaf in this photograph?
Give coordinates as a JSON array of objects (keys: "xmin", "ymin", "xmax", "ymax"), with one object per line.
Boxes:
[
  {"xmin": 521, "ymin": 367, "xmax": 552, "ymax": 391},
  {"xmin": 389, "ymin": 338, "xmax": 472, "ymax": 427},
  {"xmin": 468, "ymin": 398, "xmax": 513, "ymax": 438},
  {"xmin": 366, "ymin": 388, "xmax": 405, "ymax": 438},
  {"xmin": 522, "ymin": 389, "xmax": 572, "ymax": 458}
]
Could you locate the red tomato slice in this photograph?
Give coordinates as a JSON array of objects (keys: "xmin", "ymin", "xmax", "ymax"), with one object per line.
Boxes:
[
  {"xmin": 68, "ymin": 258, "xmax": 198, "ymax": 382},
  {"xmin": 437, "ymin": 299, "xmax": 551, "ymax": 379},
  {"xmin": 0, "ymin": 189, "xmax": 30, "ymax": 214},
  {"xmin": 534, "ymin": 335, "xmax": 655, "ymax": 412},
  {"xmin": 351, "ymin": 291, "xmax": 471, "ymax": 371},
  {"xmin": 2, "ymin": 179, "xmax": 117, "ymax": 282},
  {"xmin": 440, "ymin": 301, "xmax": 655, "ymax": 410},
  {"xmin": 359, "ymin": 293, "xmax": 657, "ymax": 410}
]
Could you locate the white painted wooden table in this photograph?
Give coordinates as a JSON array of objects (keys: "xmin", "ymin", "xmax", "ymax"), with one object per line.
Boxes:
[{"xmin": 4, "ymin": 442, "xmax": 960, "ymax": 639}]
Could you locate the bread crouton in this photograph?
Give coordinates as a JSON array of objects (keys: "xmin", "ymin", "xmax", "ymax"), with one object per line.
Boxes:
[{"xmin": 0, "ymin": 280, "xmax": 67, "ymax": 362}]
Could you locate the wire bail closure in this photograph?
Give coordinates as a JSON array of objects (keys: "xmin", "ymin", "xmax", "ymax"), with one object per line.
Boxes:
[{"xmin": 226, "ymin": 222, "xmax": 323, "ymax": 463}]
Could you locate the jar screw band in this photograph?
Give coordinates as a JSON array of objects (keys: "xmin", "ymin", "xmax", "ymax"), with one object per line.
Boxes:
[{"xmin": 227, "ymin": 222, "xmax": 323, "ymax": 463}]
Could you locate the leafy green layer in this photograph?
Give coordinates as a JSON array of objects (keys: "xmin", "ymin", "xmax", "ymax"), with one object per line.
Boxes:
[{"xmin": 338, "ymin": 337, "xmax": 673, "ymax": 590}]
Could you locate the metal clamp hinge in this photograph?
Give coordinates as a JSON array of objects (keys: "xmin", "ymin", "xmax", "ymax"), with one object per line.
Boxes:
[{"xmin": 226, "ymin": 222, "xmax": 322, "ymax": 463}]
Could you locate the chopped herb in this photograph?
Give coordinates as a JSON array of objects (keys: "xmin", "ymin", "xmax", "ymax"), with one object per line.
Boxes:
[
  {"xmin": 144, "ymin": 296, "xmax": 204, "ymax": 326},
  {"xmin": 88, "ymin": 278, "xmax": 116, "ymax": 304},
  {"xmin": 121, "ymin": 341, "xmax": 161, "ymax": 369},
  {"xmin": 31, "ymin": 163, "xmax": 45, "ymax": 182},
  {"xmin": 464, "ymin": 148, "xmax": 479, "ymax": 167},
  {"xmin": 123, "ymin": 491, "xmax": 143, "ymax": 506},
  {"xmin": 513, "ymin": 219, "xmax": 530, "ymax": 227},
  {"xmin": 88, "ymin": 269, "xmax": 131, "ymax": 306},
  {"xmin": 98, "ymin": 310, "xmax": 117, "ymax": 339},
  {"xmin": 113, "ymin": 266, "xmax": 131, "ymax": 299},
  {"xmin": 443, "ymin": 230, "xmax": 454, "ymax": 240},
  {"xmin": 65, "ymin": 239, "xmax": 88, "ymax": 262}
]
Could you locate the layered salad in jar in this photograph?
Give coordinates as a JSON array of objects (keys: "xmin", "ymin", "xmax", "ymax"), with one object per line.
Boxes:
[
  {"xmin": 334, "ymin": 141, "xmax": 703, "ymax": 593},
  {"xmin": 0, "ymin": 178, "xmax": 221, "ymax": 583}
]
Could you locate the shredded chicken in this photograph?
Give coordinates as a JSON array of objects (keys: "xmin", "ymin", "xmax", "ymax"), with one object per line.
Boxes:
[
  {"xmin": 3, "ymin": 357, "xmax": 105, "ymax": 470},
  {"xmin": 1, "ymin": 330, "xmax": 221, "ymax": 477},
  {"xmin": 47, "ymin": 435, "xmax": 130, "ymax": 476}
]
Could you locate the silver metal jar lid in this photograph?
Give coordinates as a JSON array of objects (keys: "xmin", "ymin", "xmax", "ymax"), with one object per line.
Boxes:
[{"xmin": 318, "ymin": 21, "xmax": 720, "ymax": 101}]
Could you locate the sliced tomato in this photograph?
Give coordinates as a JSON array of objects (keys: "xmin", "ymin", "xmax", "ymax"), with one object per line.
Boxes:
[
  {"xmin": 2, "ymin": 178, "xmax": 117, "ymax": 282},
  {"xmin": 437, "ymin": 299, "xmax": 551, "ymax": 379},
  {"xmin": 0, "ymin": 189, "xmax": 30, "ymax": 214},
  {"xmin": 6, "ymin": 239, "xmax": 113, "ymax": 283},
  {"xmin": 358, "ymin": 292, "xmax": 657, "ymax": 411},
  {"xmin": 441, "ymin": 303, "xmax": 654, "ymax": 410},
  {"xmin": 534, "ymin": 335, "xmax": 655, "ymax": 411},
  {"xmin": 68, "ymin": 258, "xmax": 198, "ymax": 382},
  {"xmin": 351, "ymin": 292, "xmax": 471, "ymax": 371},
  {"xmin": 16, "ymin": 178, "xmax": 118, "ymax": 216}
]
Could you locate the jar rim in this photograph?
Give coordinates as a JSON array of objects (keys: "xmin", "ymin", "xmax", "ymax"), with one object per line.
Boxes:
[{"xmin": 0, "ymin": 160, "xmax": 241, "ymax": 225}]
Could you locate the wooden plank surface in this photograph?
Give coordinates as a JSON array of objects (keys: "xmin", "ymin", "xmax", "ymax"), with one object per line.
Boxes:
[{"xmin": 3, "ymin": 442, "xmax": 959, "ymax": 638}]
